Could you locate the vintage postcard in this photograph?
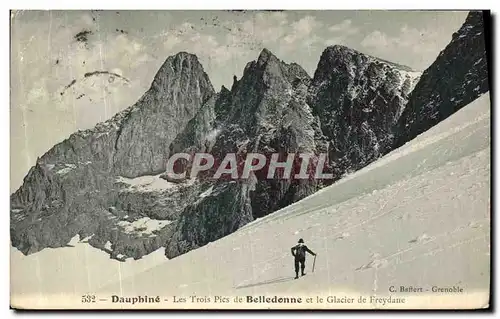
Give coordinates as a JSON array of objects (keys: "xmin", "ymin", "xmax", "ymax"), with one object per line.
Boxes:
[{"xmin": 10, "ymin": 9, "xmax": 491, "ymax": 310}]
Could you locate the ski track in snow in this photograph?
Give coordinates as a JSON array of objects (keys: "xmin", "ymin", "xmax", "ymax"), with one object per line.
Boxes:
[{"xmin": 10, "ymin": 94, "xmax": 490, "ymax": 307}]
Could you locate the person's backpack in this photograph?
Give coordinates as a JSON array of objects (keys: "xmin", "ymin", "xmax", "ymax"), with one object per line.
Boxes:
[{"xmin": 295, "ymin": 245, "xmax": 306, "ymax": 259}]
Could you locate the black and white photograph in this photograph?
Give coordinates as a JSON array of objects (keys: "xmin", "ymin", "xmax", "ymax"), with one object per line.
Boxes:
[{"xmin": 9, "ymin": 9, "xmax": 491, "ymax": 310}]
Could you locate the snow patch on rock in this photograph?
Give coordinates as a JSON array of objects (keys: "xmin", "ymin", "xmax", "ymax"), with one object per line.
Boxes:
[
  {"xmin": 199, "ymin": 186, "xmax": 214, "ymax": 198},
  {"xmin": 67, "ymin": 234, "xmax": 80, "ymax": 246},
  {"xmin": 104, "ymin": 241, "xmax": 113, "ymax": 251},
  {"xmin": 117, "ymin": 217, "xmax": 172, "ymax": 235},
  {"xmin": 116, "ymin": 174, "xmax": 194, "ymax": 192},
  {"xmin": 56, "ymin": 164, "xmax": 77, "ymax": 175}
]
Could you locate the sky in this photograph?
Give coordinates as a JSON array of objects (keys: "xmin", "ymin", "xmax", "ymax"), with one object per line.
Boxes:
[{"xmin": 10, "ymin": 10, "xmax": 469, "ymax": 191}]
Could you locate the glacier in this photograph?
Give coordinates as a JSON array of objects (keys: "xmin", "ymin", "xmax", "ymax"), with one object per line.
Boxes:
[{"xmin": 11, "ymin": 92, "xmax": 490, "ymax": 309}]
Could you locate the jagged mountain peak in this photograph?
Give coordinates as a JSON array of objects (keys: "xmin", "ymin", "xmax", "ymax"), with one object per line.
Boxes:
[
  {"xmin": 321, "ymin": 45, "xmax": 416, "ymax": 72},
  {"xmin": 157, "ymin": 51, "xmax": 202, "ymax": 72},
  {"xmin": 220, "ymin": 85, "xmax": 230, "ymax": 94},
  {"xmin": 172, "ymin": 51, "xmax": 198, "ymax": 59},
  {"xmin": 221, "ymin": 49, "xmax": 313, "ymax": 134},
  {"xmin": 257, "ymin": 48, "xmax": 279, "ymax": 65},
  {"xmin": 308, "ymin": 44, "xmax": 423, "ymax": 174},
  {"xmin": 454, "ymin": 11, "xmax": 485, "ymax": 36},
  {"xmin": 324, "ymin": 44, "xmax": 354, "ymax": 54},
  {"xmin": 313, "ymin": 44, "xmax": 419, "ymax": 90},
  {"xmin": 152, "ymin": 51, "xmax": 213, "ymax": 94},
  {"xmin": 240, "ymin": 49, "xmax": 311, "ymax": 86},
  {"xmin": 394, "ymin": 10, "xmax": 488, "ymax": 147},
  {"xmin": 163, "ymin": 51, "xmax": 203, "ymax": 67}
]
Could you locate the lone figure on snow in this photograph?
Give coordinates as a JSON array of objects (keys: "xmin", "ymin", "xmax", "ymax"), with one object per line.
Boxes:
[{"xmin": 291, "ymin": 238, "xmax": 316, "ymax": 279}]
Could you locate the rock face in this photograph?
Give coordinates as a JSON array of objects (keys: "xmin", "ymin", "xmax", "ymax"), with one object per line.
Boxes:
[
  {"xmin": 164, "ymin": 49, "xmax": 322, "ymax": 257},
  {"xmin": 395, "ymin": 11, "xmax": 489, "ymax": 147},
  {"xmin": 11, "ymin": 11, "xmax": 490, "ymax": 261},
  {"xmin": 11, "ymin": 52, "xmax": 214, "ymax": 259},
  {"xmin": 308, "ymin": 45, "xmax": 420, "ymax": 177}
]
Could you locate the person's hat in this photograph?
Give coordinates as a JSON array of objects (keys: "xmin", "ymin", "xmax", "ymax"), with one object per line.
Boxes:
[{"xmin": 298, "ymin": 238, "xmax": 304, "ymax": 243}]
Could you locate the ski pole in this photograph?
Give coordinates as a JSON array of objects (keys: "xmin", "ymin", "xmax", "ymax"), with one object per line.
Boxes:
[{"xmin": 312, "ymin": 255, "xmax": 316, "ymax": 273}]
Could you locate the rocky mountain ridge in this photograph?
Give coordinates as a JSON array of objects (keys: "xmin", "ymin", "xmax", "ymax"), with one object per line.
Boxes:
[{"xmin": 395, "ymin": 11, "xmax": 489, "ymax": 147}]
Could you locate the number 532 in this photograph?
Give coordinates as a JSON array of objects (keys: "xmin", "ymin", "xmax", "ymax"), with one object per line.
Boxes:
[{"xmin": 81, "ymin": 294, "xmax": 96, "ymax": 303}]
